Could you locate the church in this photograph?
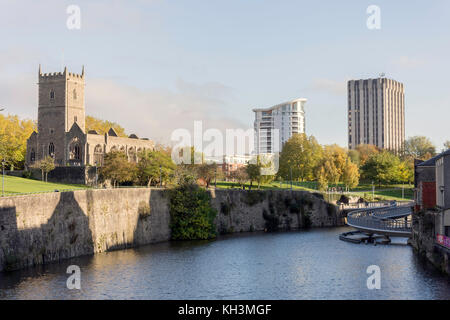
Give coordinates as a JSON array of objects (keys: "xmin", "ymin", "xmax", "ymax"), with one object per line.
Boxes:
[{"xmin": 26, "ymin": 66, "xmax": 154, "ymax": 169}]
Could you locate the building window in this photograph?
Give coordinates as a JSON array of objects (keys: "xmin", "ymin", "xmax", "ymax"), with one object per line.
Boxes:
[
  {"xmin": 73, "ymin": 89, "xmax": 77, "ymax": 100},
  {"xmin": 30, "ymin": 149, "xmax": 35, "ymax": 162},
  {"xmin": 50, "ymin": 90, "xmax": 55, "ymax": 100},
  {"xmin": 49, "ymin": 142, "xmax": 55, "ymax": 157},
  {"xmin": 94, "ymin": 145, "xmax": 104, "ymax": 166},
  {"xmin": 69, "ymin": 142, "xmax": 81, "ymax": 161}
]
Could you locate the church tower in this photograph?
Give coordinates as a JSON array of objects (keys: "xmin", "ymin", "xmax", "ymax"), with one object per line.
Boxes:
[{"xmin": 37, "ymin": 65, "xmax": 85, "ymax": 165}]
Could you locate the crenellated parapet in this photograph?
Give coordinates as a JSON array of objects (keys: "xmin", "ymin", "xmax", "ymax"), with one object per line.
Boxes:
[{"xmin": 38, "ymin": 65, "xmax": 85, "ymax": 81}]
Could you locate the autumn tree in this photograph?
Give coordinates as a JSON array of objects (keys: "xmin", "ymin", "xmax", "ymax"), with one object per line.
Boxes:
[
  {"xmin": 355, "ymin": 144, "xmax": 379, "ymax": 166},
  {"xmin": 231, "ymin": 167, "xmax": 248, "ymax": 188},
  {"xmin": 196, "ymin": 163, "xmax": 219, "ymax": 188},
  {"xmin": 404, "ymin": 136, "xmax": 436, "ymax": 160},
  {"xmin": 277, "ymin": 133, "xmax": 323, "ymax": 181},
  {"xmin": 85, "ymin": 115, "xmax": 128, "ymax": 137},
  {"xmin": 0, "ymin": 114, "xmax": 36, "ymax": 169},
  {"xmin": 342, "ymin": 158, "xmax": 360, "ymax": 190}
]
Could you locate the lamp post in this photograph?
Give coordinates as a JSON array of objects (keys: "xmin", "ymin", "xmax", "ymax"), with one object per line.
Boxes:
[
  {"xmin": 1, "ymin": 159, "xmax": 5, "ymax": 197},
  {"xmin": 159, "ymin": 165, "xmax": 162, "ymax": 188},
  {"xmin": 290, "ymin": 166, "xmax": 293, "ymax": 191},
  {"xmin": 214, "ymin": 166, "xmax": 217, "ymax": 188},
  {"xmin": 372, "ymin": 180, "xmax": 375, "ymax": 201}
]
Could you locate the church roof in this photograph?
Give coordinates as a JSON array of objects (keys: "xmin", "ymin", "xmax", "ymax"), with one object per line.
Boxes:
[
  {"xmin": 108, "ymin": 128, "xmax": 118, "ymax": 137},
  {"xmin": 129, "ymin": 134, "xmax": 139, "ymax": 139}
]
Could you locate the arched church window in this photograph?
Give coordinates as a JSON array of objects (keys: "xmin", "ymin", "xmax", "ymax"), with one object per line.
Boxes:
[
  {"xmin": 49, "ymin": 143, "xmax": 55, "ymax": 157},
  {"xmin": 94, "ymin": 145, "xmax": 104, "ymax": 166},
  {"xmin": 73, "ymin": 89, "xmax": 77, "ymax": 100},
  {"xmin": 69, "ymin": 143, "xmax": 81, "ymax": 160},
  {"xmin": 50, "ymin": 90, "xmax": 55, "ymax": 99},
  {"xmin": 30, "ymin": 149, "xmax": 35, "ymax": 162}
]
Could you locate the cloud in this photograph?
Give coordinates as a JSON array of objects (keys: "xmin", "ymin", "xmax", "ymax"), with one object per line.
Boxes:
[
  {"xmin": 86, "ymin": 78, "xmax": 246, "ymax": 144},
  {"xmin": 309, "ymin": 78, "xmax": 346, "ymax": 96}
]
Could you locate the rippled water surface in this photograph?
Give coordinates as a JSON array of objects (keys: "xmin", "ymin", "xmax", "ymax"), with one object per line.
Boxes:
[{"xmin": 0, "ymin": 227, "xmax": 449, "ymax": 299}]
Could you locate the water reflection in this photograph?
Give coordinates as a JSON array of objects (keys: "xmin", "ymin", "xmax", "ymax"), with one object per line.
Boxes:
[{"xmin": 0, "ymin": 227, "xmax": 449, "ymax": 299}]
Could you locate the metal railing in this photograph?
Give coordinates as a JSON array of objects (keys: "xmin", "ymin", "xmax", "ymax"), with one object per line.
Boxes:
[{"xmin": 347, "ymin": 204, "xmax": 413, "ymax": 235}]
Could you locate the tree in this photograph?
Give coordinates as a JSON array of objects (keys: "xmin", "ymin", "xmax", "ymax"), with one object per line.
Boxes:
[
  {"xmin": 342, "ymin": 159, "xmax": 360, "ymax": 190},
  {"xmin": 361, "ymin": 151, "xmax": 401, "ymax": 185},
  {"xmin": 136, "ymin": 149, "xmax": 176, "ymax": 187},
  {"xmin": 230, "ymin": 167, "xmax": 248, "ymax": 188},
  {"xmin": 246, "ymin": 162, "xmax": 261, "ymax": 190},
  {"xmin": 355, "ymin": 144, "xmax": 379, "ymax": 165},
  {"xmin": 85, "ymin": 116, "xmax": 127, "ymax": 137},
  {"xmin": 277, "ymin": 133, "xmax": 323, "ymax": 181},
  {"xmin": 196, "ymin": 163, "xmax": 218, "ymax": 188},
  {"xmin": 34, "ymin": 156, "xmax": 55, "ymax": 182},
  {"xmin": 444, "ymin": 140, "xmax": 450, "ymax": 151},
  {"xmin": 347, "ymin": 149, "xmax": 360, "ymax": 166},
  {"xmin": 100, "ymin": 151, "xmax": 137, "ymax": 187},
  {"xmin": 404, "ymin": 136, "xmax": 436, "ymax": 160},
  {"xmin": 0, "ymin": 114, "xmax": 36, "ymax": 169}
]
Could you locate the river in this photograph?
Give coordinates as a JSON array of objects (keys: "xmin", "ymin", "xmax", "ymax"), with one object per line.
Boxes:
[{"xmin": 0, "ymin": 226, "xmax": 449, "ymax": 300}]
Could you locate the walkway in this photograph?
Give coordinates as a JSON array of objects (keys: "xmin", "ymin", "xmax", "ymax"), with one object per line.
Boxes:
[{"xmin": 345, "ymin": 203, "xmax": 413, "ymax": 238}]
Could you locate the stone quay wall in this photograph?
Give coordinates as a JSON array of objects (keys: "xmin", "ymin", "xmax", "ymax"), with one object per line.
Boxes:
[{"xmin": 0, "ymin": 188, "xmax": 343, "ymax": 272}]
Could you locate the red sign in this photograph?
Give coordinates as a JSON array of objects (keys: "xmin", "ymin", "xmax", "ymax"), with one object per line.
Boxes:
[{"xmin": 436, "ymin": 234, "xmax": 450, "ymax": 249}]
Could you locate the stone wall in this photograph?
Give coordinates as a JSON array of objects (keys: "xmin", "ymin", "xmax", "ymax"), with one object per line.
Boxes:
[
  {"xmin": 411, "ymin": 210, "xmax": 450, "ymax": 275},
  {"xmin": 0, "ymin": 188, "xmax": 343, "ymax": 272}
]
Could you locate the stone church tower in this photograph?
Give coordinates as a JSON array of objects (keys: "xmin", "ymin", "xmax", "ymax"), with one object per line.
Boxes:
[{"xmin": 28, "ymin": 65, "xmax": 85, "ymax": 166}]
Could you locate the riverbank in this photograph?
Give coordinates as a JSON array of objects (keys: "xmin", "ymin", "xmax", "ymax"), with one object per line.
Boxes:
[{"xmin": 0, "ymin": 188, "xmax": 343, "ymax": 272}]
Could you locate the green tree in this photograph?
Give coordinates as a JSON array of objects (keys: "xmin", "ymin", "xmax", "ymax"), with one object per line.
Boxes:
[
  {"xmin": 136, "ymin": 149, "xmax": 176, "ymax": 186},
  {"xmin": 361, "ymin": 151, "xmax": 401, "ymax": 185},
  {"xmin": 347, "ymin": 149, "xmax": 360, "ymax": 166},
  {"xmin": 404, "ymin": 136, "xmax": 436, "ymax": 160},
  {"xmin": 34, "ymin": 156, "xmax": 55, "ymax": 182},
  {"xmin": 100, "ymin": 151, "xmax": 137, "ymax": 187},
  {"xmin": 169, "ymin": 179, "xmax": 217, "ymax": 240},
  {"xmin": 278, "ymin": 133, "xmax": 323, "ymax": 181}
]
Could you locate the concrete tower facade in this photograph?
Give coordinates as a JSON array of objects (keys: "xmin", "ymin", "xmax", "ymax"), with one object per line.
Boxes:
[{"xmin": 347, "ymin": 77, "xmax": 405, "ymax": 152}]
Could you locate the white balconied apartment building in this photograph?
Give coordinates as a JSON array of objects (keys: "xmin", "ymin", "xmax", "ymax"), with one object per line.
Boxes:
[{"xmin": 253, "ymin": 98, "xmax": 306, "ymax": 154}]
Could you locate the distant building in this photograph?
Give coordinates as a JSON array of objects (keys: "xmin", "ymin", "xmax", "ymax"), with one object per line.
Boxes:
[
  {"xmin": 347, "ymin": 77, "xmax": 405, "ymax": 151},
  {"xmin": 26, "ymin": 66, "xmax": 154, "ymax": 168},
  {"xmin": 204, "ymin": 154, "xmax": 253, "ymax": 179},
  {"xmin": 253, "ymin": 98, "xmax": 306, "ymax": 154}
]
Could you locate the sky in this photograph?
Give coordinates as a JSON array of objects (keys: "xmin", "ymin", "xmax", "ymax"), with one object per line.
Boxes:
[{"xmin": 1, "ymin": 0, "xmax": 449, "ymax": 149}]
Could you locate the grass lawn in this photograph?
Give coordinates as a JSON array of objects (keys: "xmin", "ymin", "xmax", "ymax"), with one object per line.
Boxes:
[
  {"xmin": 1, "ymin": 175, "xmax": 89, "ymax": 196},
  {"xmin": 215, "ymin": 180, "xmax": 414, "ymax": 201}
]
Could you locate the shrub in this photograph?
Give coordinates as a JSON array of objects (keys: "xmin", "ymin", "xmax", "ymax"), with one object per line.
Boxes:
[{"xmin": 169, "ymin": 181, "xmax": 217, "ymax": 240}]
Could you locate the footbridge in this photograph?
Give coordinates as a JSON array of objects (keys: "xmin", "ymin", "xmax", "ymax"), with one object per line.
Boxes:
[{"xmin": 345, "ymin": 203, "xmax": 413, "ymax": 238}]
